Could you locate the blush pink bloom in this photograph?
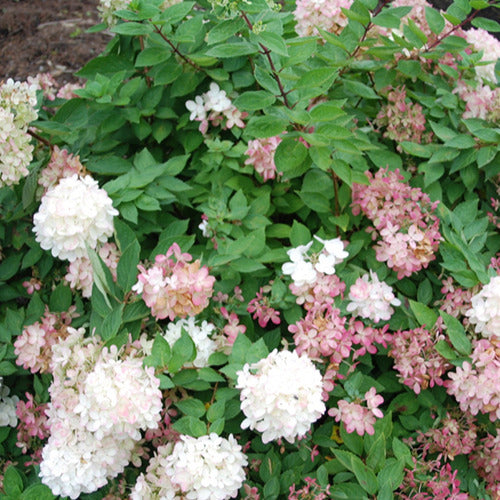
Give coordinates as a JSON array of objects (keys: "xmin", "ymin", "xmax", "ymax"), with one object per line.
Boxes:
[
  {"xmin": 133, "ymin": 243, "xmax": 215, "ymax": 321},
  {"xmin": 244, "ymin": 136, "xmax": 282, "ymax": 182}
]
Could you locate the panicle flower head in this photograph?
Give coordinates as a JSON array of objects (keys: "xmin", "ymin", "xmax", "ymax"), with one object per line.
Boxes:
[
  {"xmin": 352, "ymin": 168, "xmax": 441, "ymax": 279},
  {"xmin": 328, "ymin": 387, "xmax": 384, "ymax": 436},
  {"xmin": 164, "ymin": 433, "xmax": 248, "ymax": 499},
  {"xmin": 465, "ymin": 275, "xmax": 500, "ymax": 340},
  {"xmin": 290, "ymin": 273, "xmax": 346, "ymax": 310},
  {"xmin": 14, "ymin": 307, "xmax": 77, "ymax": 374},
  {"xmin": 437, "ymin": 276, "xmax": 476, "ymax": 319},
  {"xmin": 33, "ymin": 174, "xmax": 118, "ymax": 262},
  {"xmin": 375, "ymin": 87, "xmax": 432, "ymax": 150},
  {"xmin": 289, "ymin": 304, "xmax": 351, "ymax": 363},
  {"xmin": 471, "ymin": 433, "xmax": 500, "ymax": 498},
  {"xmin": 346, "ymin": 270, "xmax": 401, "ymax": 323},
  {"xmin": 455, "ymin": 80, "xmax": 500, "ymax": 122},
  {"xmin": 446, "ymin": 337, "xmax": 500, "ymax": 422},
  {"xmin": 38, "ymin": 146, "xmax": 85, "ymax": 195},
  {"xmin": 40, "ymin": 328, "xmax": 162, "ymax": 499},
  {"xmin": 236, "ymin": 349, "xmax": 326, "ymax": 443},
  {"xmin": 247, "ymin": 285, "xmax": 281, "ymax": 328},
  {"xmin": 389, "ymin": 321, "xmax": 451, "ymax": 394},
  {"xmin": 163, "ymin": 317, "xmax": 217, "ymax": 368},
  {"xmin": 220, "ymin": 306, "xmax": 247, "ymax": 346},
  {"xmin": 294, "ymin": 0, "xmax": 353, "ymax": 37},
  {"xmin": 185, "ymin": 82, "xmax": 247, "ymax": 134},
  {"xmin": 465, "ymin": 27, "xmax": 500, "ymax": 84},
  {"xmin": 15, "ymin": 393, "xmax": 50, "ymax": 460},
  {"xmin": 415, "ymin": 412, "xmax": 477, "ymax": 461},
  {"xmin": 244, "ymin": 136, "xmax": 282, "ymax": 182},
  {"xmin": 133, "ymin": 243, "xmax": 215, "ymax": 320}
]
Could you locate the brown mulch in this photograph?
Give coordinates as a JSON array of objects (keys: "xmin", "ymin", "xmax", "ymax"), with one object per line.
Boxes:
[{"xmin": 0, "ymin": 0, "xmax": 110, "ymax": 85}]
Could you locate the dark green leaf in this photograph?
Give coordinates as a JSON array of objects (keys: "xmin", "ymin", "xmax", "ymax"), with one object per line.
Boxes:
[{"xmin": 440, "ymin": 311, "xmax": 472, "ymax": 355}]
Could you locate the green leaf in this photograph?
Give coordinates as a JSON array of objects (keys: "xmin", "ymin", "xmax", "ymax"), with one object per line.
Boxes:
[
  {"xmin": 296, "ymin": 67, "xmax": 337, "ymax": 89},
  {"xmin": 472, "ymin": 17, "xmax": 500, "ymax": 32},
  {"xmin": 111, "ymin": 21, "xmax": 153, "ymax": 36},
  {"xmin": 161, "ymin": 1, "xmax": 195, "ymax": 23},
  {"xmin": 333, "ymin": 449, "xmax": 378, "ymax": 495},
  {"xmin": 172, "ymin": 416, "xmax": 207, "ymax": 437},
  {"xmin": 207, "ymin": 400, "xmax": 225, "ymax": 422},
  {"xmin": 444, "ymin": 134, "xmax": 476, "ymax": 149},
  {"xmin": 20, "ymin": 483, "xmax": 55, "ymax": 500},
  {"xmin": 233, "ymin": 91, "xmax": 276, "ymax": 111},
  {"xmin": 344, "ymin": 79, "xmax": 380, "ymax": 99},
  {"xmin": 246, "ymin": 115, "xmax": 288, "ymax": 138},
  {"xmin": 169, "ymin": 330, "xmax": 196, "ymax": 373},
  {"xmin": 49, "ymin": 284, "xmax": 73, "ymax": 313},
  {"xmin": 3, "ymin": 466, "xmax": 23, "ymax": 497},
  {"xmin": 425, "ymin": 7, "xmax": 445, "ymax": 34},
  {"xmin": 377, "ymin": 458, "xmax": 405, "ymax": 491},
  {"xmin": 101, "ymin": 303, "xmax": 124, "ymax": 341},
  {"xmin": 207, "ymin": 18, "xmax": 245, "ymax": 45},
  {"xmin": 0, "ymin": 361, "xmax": 17, "ymax": 375},
  {"xmin": 117, "ymin": 239, "xmax": 141, "ymax": 292},
  {"xmin": 274, "ymin": 138, "xmax": 309, "ymax": 179},
  {"xmin": 290, "ymin": 220, "xmax": 312, "ymax": 247},
  {"xmin": 409, "ymin": 300, "xmax": 438, "ymax": 327},
  {"xmin": 440, "ymin": 311, "xmax": 472, "ymax": 356},
  {"xmin": 145, "ymin": 335, "xmax": 172, "ymax": 369},
  {"xmin": 198, "ymin": 367, "xmax": 225, "ymax": 383},
  {"xmin": 206, "ymin": 42, "xmax": 258, "ymax": 58},
  {"xmin": 435, "ymin": 339, "xmax": 457, "ymax": 360},
  {"xmin": 135, "ymin": 47, "xmax": 170, "ymax": 67},
  {"xmin": 253, "ymin": 31, "xmax": 289, "ymax": 57},
  {"xmin": 175, "ymin": 398, "xmax": 206, "ymax": 418}
]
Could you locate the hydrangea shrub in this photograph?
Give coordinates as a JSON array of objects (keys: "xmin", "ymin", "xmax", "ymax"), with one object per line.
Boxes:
[{"xmin": 0, "ymin": 0, "xmax": 499, "ymax": 498}]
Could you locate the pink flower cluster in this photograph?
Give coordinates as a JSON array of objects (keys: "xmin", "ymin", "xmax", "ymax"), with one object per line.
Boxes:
[
  {"xmin": 289, "ymin": 476, "xmax": 331, "ymax": 500},
  {"xmin": 247, "ymin": 284, "xmax": 281, "ymax": 328},
  {"xmin": 185, "ymin": 82, "xmax": 247, "ymax": 134},
  {"xmin": 437, "ymin": 277, "xmax": 476, "ymax": 319},
  {"xmin": 133, "ymin": 243, "xmax": 215, "ymax": 321},
  {"xmin": 375, "ymin": 87, "xmax": 432, "ymax": 150},
  {"xmin": 15, "ymin": 393, "xmax": 50, "ymax": 463},
  {"xmin": 220, "ymin": 306, "xmax": 247, "ymax": 346},
  {"xmin": 350, "ymin": 319, "xmax": 391, "ymax": 359},
  {"xmin": 352, "ymin": 168, "xmax": 441, "ymax": 278},
  {"xmin": 289, "ymin": 304, "xmax": 350, "ymax": 364},
  {"xmin": 346, "ymin": 270, "xmax": 400, "ymax": 323},
  {"xmin": 244, "ymin": 136, "xmax": 282, "ymax": 182},
  {"xmin": 415, "ymin": 412, "xmax": 477, "ymax": 461},
  {"xmin": 290, "ymin": 273, "xmax": 345, "ymax": 310},
  {"xmin": 328, "ymin": 387, "xmax": 384, "ymax": 436},
  {"xmin": 471, "ymin": 433, "xmax": 500, "ymax": 499},
  {"xmin": 455, "ymin": 80, "xmax": 500, "ymax": 122},
  {"xmin": 397, "ymin": 456, "xmax": 468, "ymax": 500},
  {"xmin": 65, "ymin": 242, "xmax": 120, "ymax": 298},
  {"xmin": 389, "ymin": 322, "xmax": 451, "ymax": 394},
  {"xmin": 28, "ymin": 72, "xmax": 82, "ymax": 101},
  {"xmin": 446, "ymin": 338, "xmax": 500, "ymax": 422},
  {"xmin": 14, "ymin": 307, "xmax": 78, "ymax": 374},
  {"xmin": 294, "ymin": 0, "xmax": 353, "ymax": 37},
  {"xmin": 38, "ymin": 146, "xmax": 85, "ymax": 195}
]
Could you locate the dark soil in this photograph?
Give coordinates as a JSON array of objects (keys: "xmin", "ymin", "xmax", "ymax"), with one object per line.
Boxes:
[{"xmin": 0, "ymin": 0, "xmax": 110, "ymax": 85}]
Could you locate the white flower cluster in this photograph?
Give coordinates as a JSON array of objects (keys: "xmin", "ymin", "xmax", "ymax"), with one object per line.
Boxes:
[
  {"xmin": 465, "ymin": 28, "xmax": 500, "ymax": 84},
  {"xmin": 0, "ymin": 377, "xmax": 19, "ymax": 427},
  {"xmin": 185, "ymin": 82, "xmax": 246, "ymax": 133},
  {"xmin": 33, "ymin": 174, "xmax": 118, "ymax": 262},
  {"xmin": 163, "ymin": 317, "xmax": 217, "ymax": 368},
  {"xmin": 40, "ymin": 327, "xmax": 162, "ymax": 499},
  {"xmin": 236, "ymin": 349, "xmax": 326, "ymax": 443},
  {"xmin": 132, "ymin": 435, "xmax": 247, "ymax": 499},
  {"xmin": 346, "ymin": 270, "xmax": 401, "ymax": 323},
  {"xmin": 0, "ymin": 78, "xmax": 38, "ymax": 187},
  {"xmin": 466, "ymin": 275, "xmax": 500, "ymax": 340},
  {"xmin": 282, "ymin": 235, "xmax": 348, "ymax": 287}
]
